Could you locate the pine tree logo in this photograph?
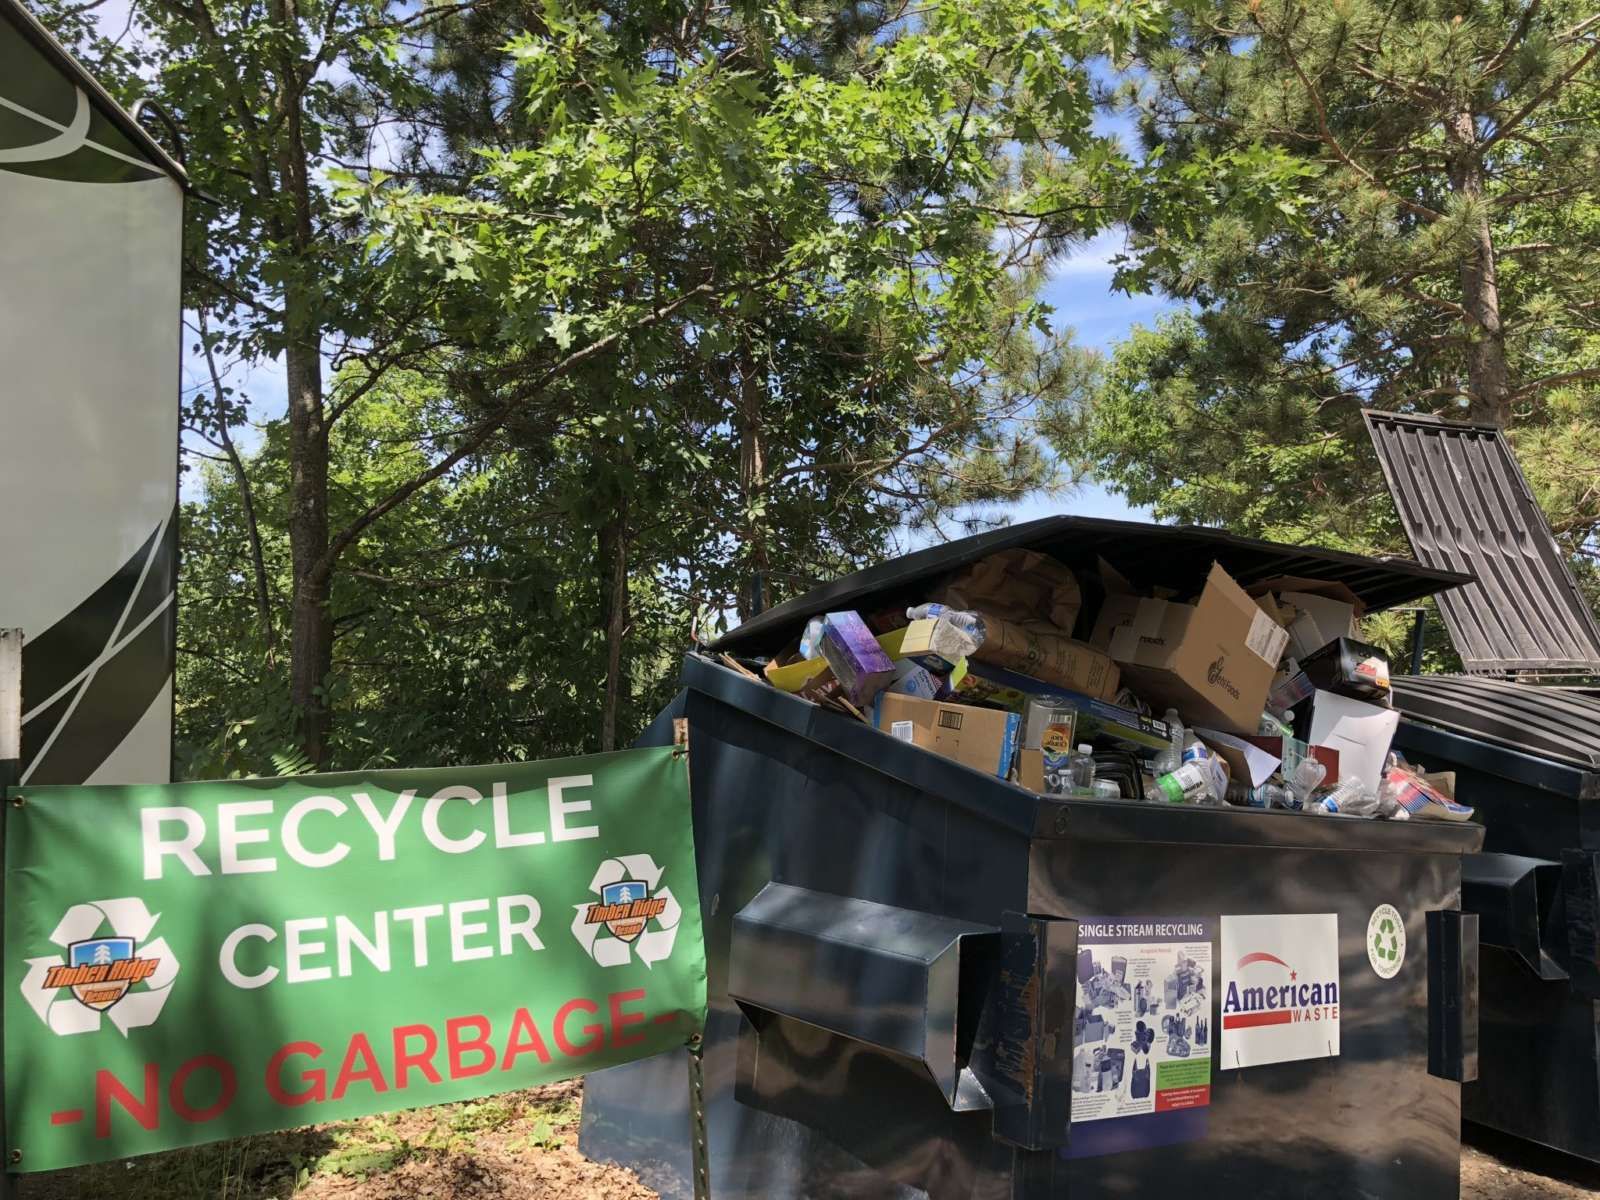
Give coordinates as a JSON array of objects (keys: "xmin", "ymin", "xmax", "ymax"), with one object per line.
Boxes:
[
  {"xmin": 20, "ymin": 898, "xmax": 182, "ymax": 1036},
  {"xmin": 1366, "ymin": 904, "xmax": 1406, "ymax": 980},
  {"xmin": 573, "ymin": 855, "xmax": 683, "ymax": 967}
]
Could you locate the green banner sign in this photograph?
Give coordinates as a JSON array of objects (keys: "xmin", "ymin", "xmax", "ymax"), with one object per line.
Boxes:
[{"xmin": 2, "ymin": 746, "xmax": 705, "ymax": 1172}]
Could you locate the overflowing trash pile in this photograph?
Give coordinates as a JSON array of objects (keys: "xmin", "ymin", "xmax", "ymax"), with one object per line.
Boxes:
[{"xmin": 736, "ymin": 548, "xmax": 1474, "ymax": 821}]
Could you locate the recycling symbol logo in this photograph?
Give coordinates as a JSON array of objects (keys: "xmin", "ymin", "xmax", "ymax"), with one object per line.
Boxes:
[
  {"xmin": 1366, "ymin": 903, "xmax": 1406, "ymax": 980},
  {"xmin": 19, "ymin": 898, "xmax": 180, "ymax": 1036},
  {"xmin": 572, "ymin": 854, "xmax": 681, "ymax": 969}
]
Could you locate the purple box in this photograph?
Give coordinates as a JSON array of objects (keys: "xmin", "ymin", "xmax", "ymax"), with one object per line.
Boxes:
[{"xmin": 819, "ymin": 611, "xmax": 898, "ymax": 707}]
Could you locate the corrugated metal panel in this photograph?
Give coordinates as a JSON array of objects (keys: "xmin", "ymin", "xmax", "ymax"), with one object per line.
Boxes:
[
  {"xmin": 1392, "ymin": 674, "xmax": 1600, "ymax": 773},
  {"xmin": 1364, "ymin": 412, "xmax": 1600, "ymax": 674},
  {"xmin": 710, "ymin": 514, "xmax": 1470, "ymax": 656}
]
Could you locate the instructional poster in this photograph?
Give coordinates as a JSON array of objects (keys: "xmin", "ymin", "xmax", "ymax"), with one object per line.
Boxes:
[{"xmin": 1071, "ymin": 917, "xmax": 1213, "ymax": 1124}]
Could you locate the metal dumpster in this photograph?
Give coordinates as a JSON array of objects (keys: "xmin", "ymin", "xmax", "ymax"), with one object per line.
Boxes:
[
  {"xmin": 581, "ymin": 519, "xmax": 1484, "ymax": 1199},
  {"xmin": 1392, "ymin": 675, "xmax": 1600, "ymax": 1160},
  {"xmin": 1365, "ymin": 412, "xmax": 1600, "ymax": 1161}
]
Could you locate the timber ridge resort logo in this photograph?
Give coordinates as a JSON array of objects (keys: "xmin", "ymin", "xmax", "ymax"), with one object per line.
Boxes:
[
  {"xmin": 571, "ymin": 853, "xmax": 682, "ymax": 968},
  {"xmin": 583, "ymin": 879, "xmax": 668, "ymax": 943},
  {"xmin": 20, "ymin": 898, "xmax": 180, "ymax": 1036},
  {"xmin": 1222, "ymin": 949, "xmax": 1339, "ymax": 1030}
]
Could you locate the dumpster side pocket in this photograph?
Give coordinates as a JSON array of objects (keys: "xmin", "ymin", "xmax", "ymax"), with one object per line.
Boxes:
[
  {"xmin": 727, "ymin": 882, "xmax": 999, "ymax": 1107},
  {"xmin": 1561, "ymin": 850, "xmax": 1600, "ymax": 997},
  {"xmin": 979, "ymin": 912, "xmax": 1078, "ymax": 1151},
  {"xmin": 1427, "ymin": 910, "xmax": 1479, "ymax": 1082}
]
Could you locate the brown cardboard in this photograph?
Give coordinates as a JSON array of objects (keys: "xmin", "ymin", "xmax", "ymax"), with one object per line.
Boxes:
[
  {"xmin": 1115, "ymin": 562, "xmax": 1290, "ymax": 733},
  {"xmin": 936, "ymin": 548, "xmax": 1082, "ymax": 629},
  {"xmin": 1246, "ymin": 576, "xmax": 1366, "ymax": 617},
  {"xmin": 1088, "ymin": 592, "xmax": 1141, "ymax": 649},
  {"xmin": 1105, "ymin": 596, "xmax": 1196, "ymax": 667},
  {"xmin": 970, "ymin": 615, "xmax": 1121, "ymax": 700},
  {"xmin": 1017, "ymin": 748, "xmax": 1044, "ymax": 792},
  {"xmin": 873, "ymin": 694, "xmax": 1021, "ymax": 777}
]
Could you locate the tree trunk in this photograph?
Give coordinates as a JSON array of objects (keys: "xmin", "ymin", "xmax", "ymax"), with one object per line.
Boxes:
[
  {"xmin": 735, "ymin": 336, "xmax": 768, "ymax": 621},
  {"xmin": 598, "ymin": 505, "xmax": 629, "ymax": 752},
  {"xmin": 1446, "ymin": 111, "xmax": 1511, "ymax": 425},
  {"xmin": 285, "ymin": 332, "xmax": 332, "ymax": 766},
  {"xmin": 269, "ymin": 0, "xmax": 336, "ymax": 766}
]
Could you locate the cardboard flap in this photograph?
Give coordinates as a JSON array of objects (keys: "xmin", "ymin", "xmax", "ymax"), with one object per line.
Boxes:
[{"xmin": 1247, "ymin": 576, "xmax": 1366, "ymax": 617}]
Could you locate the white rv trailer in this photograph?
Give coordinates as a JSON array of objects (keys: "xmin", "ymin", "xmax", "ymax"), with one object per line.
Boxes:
[{"xmin": 1, "ymin": 0, "xmax": 186, "ymax": 784}]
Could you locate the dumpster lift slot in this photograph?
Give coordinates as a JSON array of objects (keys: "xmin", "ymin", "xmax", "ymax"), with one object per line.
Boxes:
[
  {"xmin": 1427, "ymin": 910, "xmax": 1479, "ymax": 1083},
  {"xmin": 729, "ymin": 883, "xmax": 999, "ymax": 1110},
  {"xmin": 1462, "ymin": 853, "xmax": 1569, "ymax": 982}
]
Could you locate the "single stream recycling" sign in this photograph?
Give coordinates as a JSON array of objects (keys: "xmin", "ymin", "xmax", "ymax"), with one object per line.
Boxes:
[{"xmin": 2, "ymin": 746, "xmax": 705, "ymax": 1172}]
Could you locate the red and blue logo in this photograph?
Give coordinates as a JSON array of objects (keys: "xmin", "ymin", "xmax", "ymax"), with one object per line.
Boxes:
[{"xmin": 1222, "ymin": 951, "xmax": 1339, "ymax": 1030}]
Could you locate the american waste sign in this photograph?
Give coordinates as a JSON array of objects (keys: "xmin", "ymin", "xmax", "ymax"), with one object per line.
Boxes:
[
  {"xmin": 1219, "ymin": 913, "xmax": 1340, "ymax": 1070},
  {"xmin": 2, "ymin": 745, "xmax": 705, "ymax": 1172}
]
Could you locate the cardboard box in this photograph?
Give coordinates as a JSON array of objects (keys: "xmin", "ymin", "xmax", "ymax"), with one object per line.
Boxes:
[
  {"xmin": 1305, "ymin": 689, "xmax": 1399, "ymax": 795},
  {"xmin": 1106, "ymin": 596, "xmax": 1197, "ymax": 667},
  {"xmin": 971, "ymin": 615, "xmax": 1120, "ymax": 701},
  {"xmin": 819, "ymin": 611, "xmax": 898, "ymax": 707},
  {"xmin": 1112, "ymin": 562, "xmax": 1290, "ymax": 734},
  {"xmin": 1248, "ymin": 577, "xmax": 1364, "ymax": 661},
  {"xmin": 884, "ymin": 616, "xmax": 974, "ymax": 673},
  {"xmin": 872, "ymin": 693, "xmax": 1020, "ymax": 778},
  {"xmin": 1299, "ymin": 636, "xmax": 1391, "ymax": 702},
  {"xmin": 1017, "ymin": 748, "xmax": 1044, "ymax": 793},
  {"xmin": 886, "ymin": 659, "xmax": 947, "ymax": 701}
]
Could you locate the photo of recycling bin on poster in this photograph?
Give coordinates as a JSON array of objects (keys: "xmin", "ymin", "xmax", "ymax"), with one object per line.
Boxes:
[{"xmin": 1071, "ymin": 918, "xmax": 1214, "ymax": 1124}]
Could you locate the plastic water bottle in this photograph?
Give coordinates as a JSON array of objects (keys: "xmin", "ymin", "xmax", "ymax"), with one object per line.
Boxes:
[
  {"xmin": 1287, "ymin": 755, "xmax": 1327, "ymax": 807},
  {"xmin": 1226, "ymin": 781, "xmax": 1294, "ymax": 809},
  {"xmin": 1071, "ymin": 744, "xmax": 1096, "ymax": 791},
  {"xmin": 1181, "ymin": 738, "xmax": 1227, "ymax": 806},
  {"xmin": 799, "ymin": 616, "xmax": 826, "ymax": 660},
  {"xmin": 1156, "ymin": 763, "xmax": 1210, "ymax": 804},
  {"xmin": 1309, "ymin": 778, "xmax": 1366, "ymax": 815},
  {"xmin": 1153, "ymin": 708, "xmax": 1183, "ymax": 776}
]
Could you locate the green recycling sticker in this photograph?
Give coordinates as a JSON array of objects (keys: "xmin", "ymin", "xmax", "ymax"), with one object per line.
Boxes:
[{"xmin": 1367, "ymin": 903, "xmax": 1406, "ymax": 979}]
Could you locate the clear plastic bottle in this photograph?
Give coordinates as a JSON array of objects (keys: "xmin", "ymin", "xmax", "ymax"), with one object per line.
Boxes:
[
  {"xmin": 799, "ymin": 616, "xmax": 826, "ymax": 660},
  {"xmin": 1308, "ymin": 777, "xmax": 1365, "ymax": 815},
  {"xmin": 1153, "ymin": 708, "xmax": 1184, "ymax": 776},
  {"xmin": 1070, "ymin": 744, "xmax": 1096, "ymax": 791},
  {"xmin": 1226, "ymin": 781, "xmax": 1294, "ymax": 809},
  {"xmin": 1286, "ymin": 754, "xmax": 1327, "ymax": 808},
  {"xmin": 1156, "ymin": 763, "xmax": 1210, "ymax": 804},
  {"xmin": 1181, "ymin": 738, "xmax": 1228, "ymax": 806}
]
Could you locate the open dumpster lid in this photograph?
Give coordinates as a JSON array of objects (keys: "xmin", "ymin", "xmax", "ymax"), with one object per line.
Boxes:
[
  {"xmin": 1392, "ymin": 674, "xmax": 1600, "ymax": 774},
  {"xmin": 1, "ymin": 0, "xmax": 190, "ymax": 189},
  {"xmin": 1363, "ymin": 411, "xmax": 1600, "ymax": 675},
  {"xmin": 710, "ymin": 514, "xmax": 1471, "ymax": 656}
]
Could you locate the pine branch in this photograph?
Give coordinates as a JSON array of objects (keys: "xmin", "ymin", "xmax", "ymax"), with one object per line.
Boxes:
[
  {"xmin": 1255, "ymin": 12, "xmax": 1444, "ymax": 222},
  {"xmin": 1510, "ymin": 366, "xmax": 1600, "ymax": 401},
  {"xmin": 1485, "ymin": 40, "xmax": 1600, "ymax": 149}
]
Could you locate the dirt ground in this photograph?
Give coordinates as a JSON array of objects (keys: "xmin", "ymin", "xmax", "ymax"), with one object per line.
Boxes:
[
  {"xmin": 19, "ymin": 1080, "xmax": 657, "ymax": 1200},
  {"xmin": 19, "ymin": 1086, "xmax": 1600, "ymax": 1199},
  {"xmin": 1462, "ymin": 1126, "xmax": 1600, "ymax": 1199}
]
